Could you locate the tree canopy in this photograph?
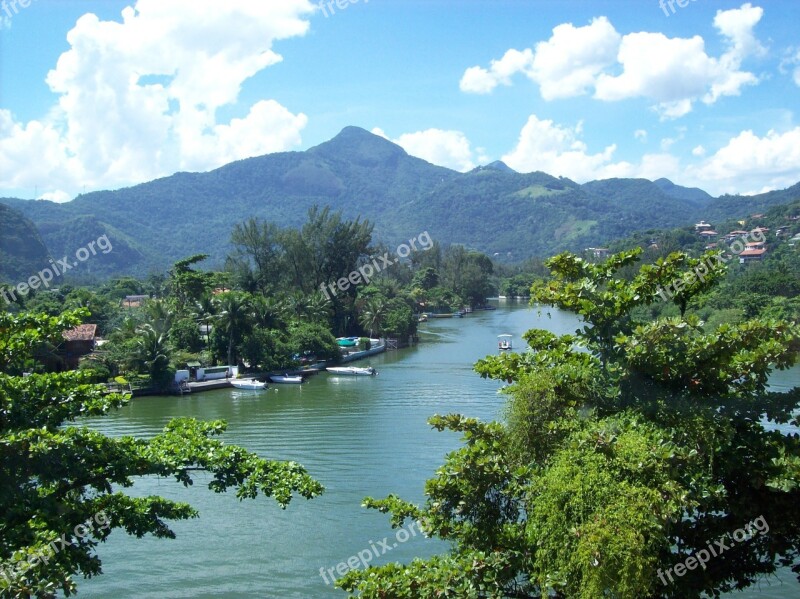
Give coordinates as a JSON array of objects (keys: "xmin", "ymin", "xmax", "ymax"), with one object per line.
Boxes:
[
  {"xmin": 337, "ymin": 248, "xmax": 800, "ymax": 598},
  {"xmin": 0, "ymin": 310, "xmax": 323, "ymax": 598}
]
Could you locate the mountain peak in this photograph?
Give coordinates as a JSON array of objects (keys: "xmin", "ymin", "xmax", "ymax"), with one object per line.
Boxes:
[
  {"xmin": 485, "ymin": 160, "xmax": 515, "ymax": 173},
  {"xmin": 652, "ymin": 177, "xmax": 712, "ymax": 202},
  {"xmin": 309, "ymin": 126, "xmax": 407, "ymax": 165}
]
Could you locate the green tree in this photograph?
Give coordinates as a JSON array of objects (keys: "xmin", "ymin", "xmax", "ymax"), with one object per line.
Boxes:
[
  {"xmin": 358, "ymin": 297, "xmax": 387, "ymax": 337},
  {"xmin": 214, "ymin": 291, "xmax": 252, "ymax": 366},
  {"xmin": 168, "ymin": 255, "xmax": 214, "ymax": 313},
  {"xmin": 0, "ymin": 311, "xmax": 323, "ymax": 597},
  {"xmin": 287, "ymin": 321, "xmax": 340, "ymax": 363},
  {"xmin": 134, "ymin": 324, "xmax": 173, "ymax": 389},
  {"xmin": 338, "ymin": 249, "xmax": 800, "ymax": 598}
]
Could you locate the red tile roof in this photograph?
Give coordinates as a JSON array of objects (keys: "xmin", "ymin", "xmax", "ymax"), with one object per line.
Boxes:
[
  {"xmin": 739, "ymin": 249, "xmax": 767, "ymax": 257},
  {"xmin": 62, "ymin": 324, "xmax": 98, "ymax": 342}
]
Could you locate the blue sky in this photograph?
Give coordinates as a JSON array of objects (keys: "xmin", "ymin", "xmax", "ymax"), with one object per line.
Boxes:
[{"xmin": 1, "ymin": 0, "xmax": 799, "ymax": 201}]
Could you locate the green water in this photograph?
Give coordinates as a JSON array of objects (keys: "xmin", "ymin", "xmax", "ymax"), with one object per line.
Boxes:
[{"xmin": 77, "ymin": 304, "xmax": 799, "ymax": 598}]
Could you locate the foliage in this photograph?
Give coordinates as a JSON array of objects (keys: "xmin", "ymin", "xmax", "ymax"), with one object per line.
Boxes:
[
  {"xmin": 287, "ymin": 322, "xmax": 340, "ymax": 363},
  {"xmin": 339, "ymin": 249, "xmax": 800, "ymax": 598},
  {"xmin": 0, "ymin": 311, "xmax": 323, "ymax": 598}
]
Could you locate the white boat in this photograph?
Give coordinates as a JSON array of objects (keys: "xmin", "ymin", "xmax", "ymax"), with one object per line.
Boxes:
[
  {"xmin": 498, "ymin": 334, "xmax": 513, "ymax": 351},
  {"xmin": 230, "ymin": 379, "xmax": 268, "ymax": 390},
  {"xmin": 269, "ymin": 374, "xmax": 304, "ymax": 384},
  {"xmin": 326, "ymin": 366, "xmax": 377, "ymax": 376}
]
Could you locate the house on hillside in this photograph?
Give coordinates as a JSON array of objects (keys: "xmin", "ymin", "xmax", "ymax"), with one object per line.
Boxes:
[
  {"xmin": 694, "ymin": 221, "xmax": 713, "ymax": 232},
  {"xmin": 739, "ymin": 247, "xmax": 767, "ymax": 264},
  {"xmin": 61, "ymin": 324, "xmax": 98, "ymax": 369},
  {"xmin": 585, "ymin": 247, "xmax": 610, "ymax": 259},
  {"xmin": 122, "ymin": 295, "xmax": 149, "ymax": 308},
  {"xmin": 723, "ymin": 230, "xmax": 749, "ymax": 241}
]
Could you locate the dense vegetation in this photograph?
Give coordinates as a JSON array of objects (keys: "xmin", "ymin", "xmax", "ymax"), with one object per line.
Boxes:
[
  {"xmin": 338, "ymin": 248, "xmax": 800, "ymax": 598},
  {"xmin": 0, "ymin": 310, "xmax": 324, "ymax": 598},
  {"xmin": 3, "ymin": 127, "xmax": 798, "ymax": 281},
  {"xmin": 1, "ymin": 207, "xmax": 498, "ymax": 394},
  {"xmin": 0, "ymin": 205, "xmax": 50, "ymax": 285},
  {"xmin": 2, "ymin": 173, "xmax": 799, "ymax": 597}
]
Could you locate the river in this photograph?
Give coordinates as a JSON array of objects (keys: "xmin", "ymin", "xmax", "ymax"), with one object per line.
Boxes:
[{"xmin": 78, "ymin": 303, "xmax": 799, "ymax": 598}]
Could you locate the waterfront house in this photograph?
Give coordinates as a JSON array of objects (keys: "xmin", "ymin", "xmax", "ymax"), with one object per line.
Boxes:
[{"xmin": 61, "ymin": 324, "xmax": 98, "ymax": 369}]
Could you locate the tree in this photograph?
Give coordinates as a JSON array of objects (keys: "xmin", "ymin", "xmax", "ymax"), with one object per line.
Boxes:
[
  {"xmin": 228, "ymin": 218, "xmax": 285, "ymax": 295},
  {"xmin": 168, "ymin": 255, "xmax": 214, "ymax": 313},
  {"xmin": 338, "ymin": 249, "xmax": 800, "ymax": 598},
  {"xmin": 0, "ymin": 310, "xmax": 323, "ymax": 597},
  {"xmin": 214, "ymin": 291, "xmax": 252, "ymax": 366},
  {"xmin": 287, "ymin": 321, "xmax": 340, "ymax": 363},
  {"xmin": 358, "ymin": 297, "xmax": 387, "ymax": 337},
  {"xmin": 134, "ymin": 323, "xmax": 173, "ymax": 389}
]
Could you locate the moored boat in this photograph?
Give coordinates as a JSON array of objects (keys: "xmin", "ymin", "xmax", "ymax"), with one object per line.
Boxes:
[
  {"xmin": 269, "ymin": 374, "xmax": 304, "ymax": 384},
  {"xmin": 230, "ymin": 379, "xmax": 268, "ymax": 390},
  {"xmin": 326, "ymin": 366, "xmax": 377, "ymax": 376}
]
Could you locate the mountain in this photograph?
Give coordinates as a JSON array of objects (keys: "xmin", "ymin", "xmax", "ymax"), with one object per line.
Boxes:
[
  {"xmin": 653, "ymin": 178, "xmax": 713, "ymax": 203},
  {"xmin": 474, "ymin": 161, "xmax": 516, "ymax": 174},
  {"xmin": 0, "ymin": 204, "xmax": 51, "ymax": 285},
  {"xmin": 1, "ymin": 126, "xmax": 799, "ymax": 277},
  {"xmin": 703, "ymin": 181, "xmax": 800, "ymax": 222}
]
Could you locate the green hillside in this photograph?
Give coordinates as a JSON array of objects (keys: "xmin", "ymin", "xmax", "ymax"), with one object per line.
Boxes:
[
  {"xmin": 0, "ymin": 204, "xmax": 51, "ymax": 285},
  {"xmin": 2, "ymin": 127, "xmax": 799, "ymax": 278}
]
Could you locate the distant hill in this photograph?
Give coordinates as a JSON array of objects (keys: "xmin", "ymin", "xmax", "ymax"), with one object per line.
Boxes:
[
  {"xmin": 0, "ymin": 204, "xmax": 51, "ymax": 284},
  {"xmin": 2, "ymin": 126, "xmax": 799, "ymax": 277},
  {"xmin": 653, "ymin": 178, "xmax": 713, "ymax": 203},
  {"xmin": 703, "ymin": 182, "xmax": 800, "ymax": 222}
]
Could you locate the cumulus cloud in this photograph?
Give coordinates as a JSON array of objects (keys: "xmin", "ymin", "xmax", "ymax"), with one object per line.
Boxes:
[
  {"xmin": 688, "ymin": 127, "xmax": 800, "ymax": 194},
  {"xmin": 373, "ymin": 127, "xmax": 479, "ymax": 172},
  {"xmin": 0, "ymin": 0, "xmax": 314, "ymax": 199},
  {"xmin": 460, "ymin": 17, "xmax": 619, "ymax": 100},
  {"xmin": 501, "ymin": 114, "xmax": 618, "ymax": 181},
  {"xmin": 461, "ymin": 5, "xmax": 765, "ymax": 118},
  {"xmin": 500, "ymin": 113, "xmax": 691, "ymax": 185}
]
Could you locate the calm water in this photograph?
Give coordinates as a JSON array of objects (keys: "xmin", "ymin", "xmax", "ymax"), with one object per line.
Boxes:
[{"xmin": 77, "ymin": 304, "xmax": 799, "ymax": 598}]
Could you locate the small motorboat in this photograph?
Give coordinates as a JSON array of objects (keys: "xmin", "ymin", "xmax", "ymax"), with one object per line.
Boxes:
[
  {"xmin": 498, "ymin": 334, "xmax": 513, "ymax": 351},
  {"xmin": 269, "ymin": 374, "xmax": 304, "ymax": 384},
  {"xmin": 230, "ymin": 378, "xmax": 268, "ymax": 390},
  {"xmin": 326, "ymin": 366, "xmax": 377, "ymax": 376}
]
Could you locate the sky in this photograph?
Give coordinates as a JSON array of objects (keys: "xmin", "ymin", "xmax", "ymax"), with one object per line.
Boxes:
[{"xmin": 1, "ymin": 0, "xmax": 799, "ymax": 202}]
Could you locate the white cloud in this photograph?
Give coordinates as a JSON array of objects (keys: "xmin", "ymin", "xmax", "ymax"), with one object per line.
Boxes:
[
  {"xmin": 459, "ymin": 17, "xmax": 619, "ymax": 100},
  {"xmin": 0, "ymin": 0, "xmax": 314, "ymax": 199},
  {"xmin": 634, "ymin": 129, "xmax": 648, "ymax": 142},
  {"xmin": 39, "ymin": 190, "xmax": 72, "ymax": 203},
  {"xmin": 688, "ymin": 127, "xmax": 800, "ymax": 194},
  {"xmin": 460, "ymin": 48, "xmax": 534, "ymax": 94},
  {"xmin": 385, "ymin": 128, "xmax": 478, "ymax": 172},
  {"xmin": 461, "ymin": 6, "xmax": 765, "ymax": 119},
  {"xmin": 780, "ymin": 47, "xmax": 800, "ymax": 87},
  {"xmin": 501, "ymin": 114, "xmax": 619, "ymax": 181},
  {"xmin": 713, "ymin": 3, "xmax": 767, "ymax": 63},
  {"xmin": 692, "ymin": 145, "xmax": 706, "ymax": 157}
]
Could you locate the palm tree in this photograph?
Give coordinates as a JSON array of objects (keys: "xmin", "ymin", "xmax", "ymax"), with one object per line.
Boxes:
[
  {"xmin": 194, "ymin": 294, "xmax": 217, "ymax": 346},
  {"xmin": 252, "ymin": 295, "xmax": 288, "ymax": 330},
  {"xmin": 358, "ymin": 297, "xmax": 387, "ymax": 338},
  {"xmin": 135, "ymin": 324, "xmax": 171, "ymax": 388},
  {"xmin": 303, "ymin": 292, "xmax": 333, "ymax": 326},
  {"xmin": 142, "ymin": 299, "xmax": 174, "ymax": 336},
  {"xmin": 214, "ymin": 292, "xmax": 252, "ymax": 366}
]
